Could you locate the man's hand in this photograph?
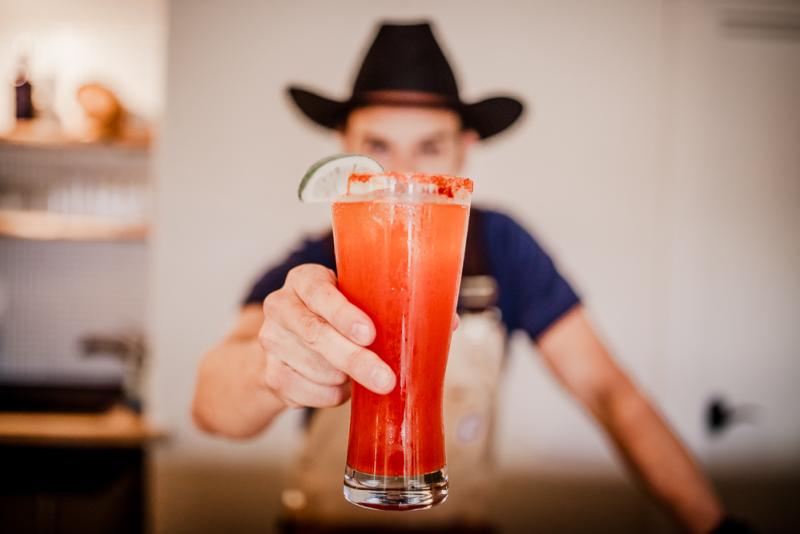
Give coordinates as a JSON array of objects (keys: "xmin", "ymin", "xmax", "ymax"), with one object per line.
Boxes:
[
  {"xmin": 193, "ymin": 263, "xmax": 457, "ymax": 438},
  {"xmin": 259, "ymin": 264, "xmax": 396, "ymax": 408}
]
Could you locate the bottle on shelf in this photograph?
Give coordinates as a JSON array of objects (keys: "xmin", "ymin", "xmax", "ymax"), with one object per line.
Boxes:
[{"xmin": 14, "ymin": 56, "xmax": 35, "ymax": 121}]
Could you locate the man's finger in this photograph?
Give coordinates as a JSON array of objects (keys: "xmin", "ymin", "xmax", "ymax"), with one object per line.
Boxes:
[
  {"xmin": 288, "ymin": 265, "xmax": 375, "ymax": 346},
  {"xmin": 262, "ymin": 320, "xmax": 348, "ymax": 386},
  {"xmin": 311, "ymin": 323, "xmax": 396, "ymax": 394},
  {"xmin": 264, "ymin": 360, "xmax": 350, "ymax": 408},
  {"xmin": 277, "ymin": 294, "xmax": 395, "ymax": 394}
]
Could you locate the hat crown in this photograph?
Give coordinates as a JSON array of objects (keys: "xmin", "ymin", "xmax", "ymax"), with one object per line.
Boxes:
[{"xmin": 352, "ymin": 23, "xmax": 459, "ymax": 97}]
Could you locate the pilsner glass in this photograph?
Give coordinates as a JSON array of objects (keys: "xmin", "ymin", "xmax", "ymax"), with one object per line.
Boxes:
[{"xmin": 331, "ymin": 172, "xmax": 472, "ymax": 511}]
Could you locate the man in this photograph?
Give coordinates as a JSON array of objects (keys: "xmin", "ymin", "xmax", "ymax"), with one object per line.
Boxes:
[{"xmin": 193, "ymin": 22, "xmax": 734, "ymax": 533}]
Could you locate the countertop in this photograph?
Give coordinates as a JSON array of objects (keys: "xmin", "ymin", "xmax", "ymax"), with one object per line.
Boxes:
[{"xmin": 0, "ymin": 405, "xmax": 165, "ymax": 447}]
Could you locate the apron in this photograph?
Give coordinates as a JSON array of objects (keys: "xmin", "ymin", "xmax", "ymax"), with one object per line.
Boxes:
[{"xmin": 279, "ymin": 276, "xmax": 506, "ymax": 530}]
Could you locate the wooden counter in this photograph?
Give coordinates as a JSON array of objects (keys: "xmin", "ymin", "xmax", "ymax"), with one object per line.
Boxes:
[{"xmin": 0, "ymin": 405, "xmax": 164, "ymax": 447}]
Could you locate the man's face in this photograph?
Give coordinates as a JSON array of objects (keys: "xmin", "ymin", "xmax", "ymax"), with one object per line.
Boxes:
[{"xmin": 339, "ymin": 106, "xmax": 478, "ymax": 175}]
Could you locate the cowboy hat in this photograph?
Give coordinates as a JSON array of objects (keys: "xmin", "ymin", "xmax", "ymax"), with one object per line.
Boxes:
[{"xmin": 288, "ymin": 22, "xmax": 524, "ymax": 140}]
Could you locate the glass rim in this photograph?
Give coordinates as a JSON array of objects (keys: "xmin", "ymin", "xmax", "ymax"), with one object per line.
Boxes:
[{"xmin": 341, "ymin": 172, "xmax": 473, "ymax": 203}]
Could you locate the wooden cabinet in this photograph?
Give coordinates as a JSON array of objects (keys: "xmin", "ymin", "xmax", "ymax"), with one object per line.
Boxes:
[{"xmin": 0, "ymin": 407, "xmax": 162, "ymax": 534}]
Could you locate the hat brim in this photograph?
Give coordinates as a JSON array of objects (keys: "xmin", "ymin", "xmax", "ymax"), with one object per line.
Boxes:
[
  {"xmin": 288, "ymin": 86, "xmax": 524, "ymax": 140},
  {"xmin": 288, "ymin": 87, "xmax": 350, "ymax": 131},
  {"xmin": 460, "ymin": 96, "xmax": 524, "ymax": 140}
]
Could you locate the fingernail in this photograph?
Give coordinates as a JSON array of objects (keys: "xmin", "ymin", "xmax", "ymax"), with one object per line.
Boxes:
[
  {"xmin": 371, "ymin": 367, "xmax": 394, "ymax": 392},
  {"xmin": 351, "ymin": 322, "xmax": 371, "ymax": 345}
]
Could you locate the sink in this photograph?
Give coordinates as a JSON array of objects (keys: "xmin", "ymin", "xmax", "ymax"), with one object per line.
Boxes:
[{"xmin": 0, "ymin": 376, "xmax": 123, "ymax": 413}]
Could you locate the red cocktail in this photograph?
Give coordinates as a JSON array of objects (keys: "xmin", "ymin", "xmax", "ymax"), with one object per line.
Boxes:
[{"xmin": 332, "ymin": 172, "xmax": 472, "ymax": 510}]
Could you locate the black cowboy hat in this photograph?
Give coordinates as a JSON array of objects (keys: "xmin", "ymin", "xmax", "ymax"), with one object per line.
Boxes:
[{"xmin": 288, "ymin": 22, "xmax": 525, "ymax": 140}]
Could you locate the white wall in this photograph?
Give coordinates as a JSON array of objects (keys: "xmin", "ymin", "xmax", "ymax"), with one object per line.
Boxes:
[
  {"xmin": 0, "ymin": 0, "xmax": 166, "ymax": 134},
  {"xmin": 662, "ymin": 0, "xmax": 800, "ymax": 471},
  {"xmin": 152, "ymin": 0, "xmax": 799, "ymax": 532}
]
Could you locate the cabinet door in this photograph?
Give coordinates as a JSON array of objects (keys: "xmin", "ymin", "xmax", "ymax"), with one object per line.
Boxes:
[{"xmin": 0, "ymin": 445, "xmax": 144, "ymax": 534}]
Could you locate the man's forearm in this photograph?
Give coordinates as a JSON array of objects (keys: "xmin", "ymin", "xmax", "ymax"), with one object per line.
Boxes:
[
  {"xmin": 598, "ymin": 378, "xmax": 723, "ymax": 533},
  {"xmin": 538, "ymin": 309, "xmax": 725, "ymax": 532},
  {"xmin": 192, "ymin": 338, "xmax": 287, "ymax": 438}
]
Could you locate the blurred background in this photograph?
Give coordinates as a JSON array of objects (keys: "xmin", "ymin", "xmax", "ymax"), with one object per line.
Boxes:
[{"xmin": 0, "ymin": 0, "xmax": 798, "ymax": 532}]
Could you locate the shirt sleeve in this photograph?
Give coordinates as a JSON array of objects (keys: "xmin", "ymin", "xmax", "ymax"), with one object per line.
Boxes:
[
  {"xmin": 242, "ymin": 231, "xmax": 336, "ymax": 306},
  {"xmin": 485, "ymin": 211, "xmax": 580, "ymax": 341}
]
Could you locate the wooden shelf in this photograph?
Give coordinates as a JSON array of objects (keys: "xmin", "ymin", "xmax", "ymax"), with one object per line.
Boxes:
[
  {"xmin": 0, "ymin": 405, "xmax": 165, "ymax": 447},
  {"xmin": 0, "ymin": 138, "xmax": 150, "ymax": 153},
  {"xmin": 0, "ymin": 209, "xmax": 148, "ymax": 242},
  {"xmin": 0, "ymin": 128, "xmax": 150, "ymax": 152}
]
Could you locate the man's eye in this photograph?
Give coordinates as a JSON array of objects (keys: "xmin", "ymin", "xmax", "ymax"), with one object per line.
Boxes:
[
  {"xmin": 420, "ymin": 141, "xmax": 442, "ymax": 156},
  {"xmin": 364, "ymin": 139, "xmax": 388, "ymax": 154}
]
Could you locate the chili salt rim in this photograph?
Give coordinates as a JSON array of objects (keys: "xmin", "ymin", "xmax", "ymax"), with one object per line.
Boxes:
[{"xmin": 349, "ymin": 172, "xmax": 473, "ymax": 199}]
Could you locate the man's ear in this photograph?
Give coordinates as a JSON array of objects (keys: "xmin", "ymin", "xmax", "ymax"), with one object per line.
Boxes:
[
  {"xmin": 460, "ymin": 129, "xmax": 479, "ymax": 148},
  {"xmin": 336, "ymin": 126, "xmax": 351, "ymax": 151},
  {"xmin": 455, "ymin": 129, "xmax": 479, "ymax": 170}
]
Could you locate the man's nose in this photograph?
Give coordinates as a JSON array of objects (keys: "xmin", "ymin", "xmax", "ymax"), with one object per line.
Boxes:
[{"xmin": 388, "ymin": 154, "xmax": 414, "ymax": 173}]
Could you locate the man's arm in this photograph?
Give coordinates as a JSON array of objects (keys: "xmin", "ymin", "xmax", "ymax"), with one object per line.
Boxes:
[
  {"xmin": 192, "ymin": 305, "xmax": 288, "ymax": 438},
  {"xmin": 536, "ymin": 306, "xmax": 724, "ymax": 534}
]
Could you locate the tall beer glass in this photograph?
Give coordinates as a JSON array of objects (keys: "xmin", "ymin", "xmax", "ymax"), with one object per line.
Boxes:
[{"xmin": 332, "ymin": 172, "xmax": 472, "ymax": 511}]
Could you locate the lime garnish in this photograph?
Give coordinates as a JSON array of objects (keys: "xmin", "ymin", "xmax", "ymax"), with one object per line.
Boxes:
[{"xmin": 298, "ymin": 154, "xmax": 383, "ymax": 202}]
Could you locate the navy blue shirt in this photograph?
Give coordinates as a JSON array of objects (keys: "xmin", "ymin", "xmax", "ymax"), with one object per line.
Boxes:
[{"xmin": 244, "ymin": 207, "xmax": 580, "ymax": 341}]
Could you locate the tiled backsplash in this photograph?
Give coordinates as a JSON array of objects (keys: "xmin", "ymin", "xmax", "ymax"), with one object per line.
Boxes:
[{"xmin": 0, "ymin": 236, "xmax": 147, "ymax": 381}]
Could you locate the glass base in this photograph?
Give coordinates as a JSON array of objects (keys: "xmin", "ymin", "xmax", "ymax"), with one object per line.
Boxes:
[{"xmin": 343, "ymin": 465, "xmax": 448, "ymax": 511}]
